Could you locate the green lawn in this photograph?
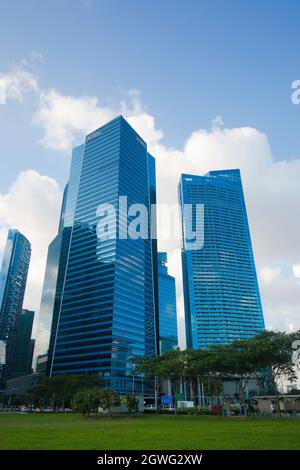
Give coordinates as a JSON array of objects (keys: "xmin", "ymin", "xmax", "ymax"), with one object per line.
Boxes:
[{"xmin": 0, "ymin": 413, "xmax": 299, "ymax": 450}]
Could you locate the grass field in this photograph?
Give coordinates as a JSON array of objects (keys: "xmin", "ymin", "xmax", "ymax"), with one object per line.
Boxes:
[{"xmin": 0, "ymin": 413, "xmax": 299, "ymax": 450}]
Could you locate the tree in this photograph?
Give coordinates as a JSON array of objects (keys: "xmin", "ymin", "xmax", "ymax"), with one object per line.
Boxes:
[
  {"xmin": 27, "ymin": 383, "xmax": 52, "ymax": 408},
  {"xmin": 29, "ymin": 374, "xmax": 103, "ymax": 410},
  {"xmin": 72, "ymin": 387, "xmax": 102, "ymax": 416},
  {"xmin": 134, "ymin": 352, "xmax": 190, "ymax": 414},
  {"xmin": 207, "ymin": 342, "xmax": 258, "ymax": 417},
  {"xmin": 133, "ymin": 356, "xmax": 160, "ymax": 412},
  {"xmin": 155, "ymin": 349, "xmax": 185, "ymax": 415},
  {"xmin": 183, "ymin": 349, "xmax": 210, "ymax": 415},
  {"xmin": 206, "ymin": 331, "xmax": 300, "ymax": 417},
  {"xmin": 99, "ymin": 390, "xmax": 121, "ymax": 417},
  {"xmin": 249, "ymin": 330, "xmax": 300, "ymax": 416},
  {"xmin": 121, "ymin": 394, "xmax": 139, "ymax": 415}
]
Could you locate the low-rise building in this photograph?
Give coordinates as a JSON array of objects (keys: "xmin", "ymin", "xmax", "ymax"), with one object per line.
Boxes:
[{"xmin": 5, "ymin": 373, "xmax": 43, "ymax": 397}]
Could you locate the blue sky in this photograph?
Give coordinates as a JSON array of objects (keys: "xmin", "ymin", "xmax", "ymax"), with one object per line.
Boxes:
[
  {"xmin": 0, "ymin": 0, "xmax": 300, "ymax": 342},
  {"xmin": 1, "ymin": 0, "xmax": 300, "ymax": 190}
]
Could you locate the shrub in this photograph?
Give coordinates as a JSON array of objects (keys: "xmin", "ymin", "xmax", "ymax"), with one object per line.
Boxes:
[
  {"xmin": 99, "ymin": 390, "xmax": 121, "ymax": 417},
  {"xmin": 72, "ymin": 388, "xmax": 102, "ymax": 416},
  {"xmin": 121, "ymin": 395, "xmax": 139, "ymax": 414}
]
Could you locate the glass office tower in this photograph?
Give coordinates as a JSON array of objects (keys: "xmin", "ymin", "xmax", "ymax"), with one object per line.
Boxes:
[
  {"xmin": 39, "ymin": 116, "xmax": 157, "ymax": 392},
  {"xmin": 179, "ymin": 169, "xmax": 265, "ymax": 349},
  {"xmin": 11, "ymin": 309, "xmax": 35, "ymax": 378},
  {"xmin": 34, "ymin": 145, "xmax": 84, "ymax": 373},
  {"xmin": 157, "ymin": 253, "xmax": 178, "ymax": 354},
  {"xmin": 0, "ymin": 229, "xmax": 31, "ymax": 390},
  {"xmin": 148, "ymin": 154, "xmax": 160, "ymax": 355}
]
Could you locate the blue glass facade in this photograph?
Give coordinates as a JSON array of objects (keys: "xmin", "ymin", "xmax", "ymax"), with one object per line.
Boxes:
[
  {"xmin": 44, "ymin": 116, "xmax": 157, "ymax": 392},
  {"xmin": 0, "ymin": 229, "xmax": 31, "ymax": 390},
  {"xmin": 179, "ymin": 169, "xmax": 265, "ymax": 349},
  {"xmin": 11, "ymin": 308, "xmax": 35, "ymax": 378},
  {"xmin": 34, "ymin": 145, "xmax": 84, "ymax": 372},
  {"xmin": 157, "ymin": 253, "xmax": 178, "ymax": 354}
]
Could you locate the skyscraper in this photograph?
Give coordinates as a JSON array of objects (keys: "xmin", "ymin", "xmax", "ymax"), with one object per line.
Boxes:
[
  {"xmin": 157, "ymin": 253, "xmax": 178, "ymax": 354},
  {"xmin": 179, "ymin": 169, "xmax": 264, "ymax": 349},
  {"xmin": 0, "ymin": 229, "xmax": 31, "ymax": 391},
  {"xmin": 11, "ymin": 309, "xmax": 35, "ymax": 378},
  {"xmin": 34, "ymin": 144, "xmax": 84, "ymax": 373},
  {"xmin": 36, "ymin": 116, "xmax": 157, "ymax": 392}
]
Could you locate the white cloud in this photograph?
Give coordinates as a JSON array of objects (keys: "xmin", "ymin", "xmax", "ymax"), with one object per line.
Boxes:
[
  {"xmin": 33, "ymin": 86, "xmax": 164, "ymax": 152},
  {"xmin": 292, "ymin": 263, "xmax": 300, "ymax": 278},
  {"xmin": 1, "ymin": 59, "xmax": 300, "ymax": 347},
  {"xmin": 211, "ymin": 115, "xmax": 224, "ymax": 130},
  {"xmin": 34, "ymin": 90, "xmax": 116, "ymax": 151},
  {"xmin": 259, "ymin": 274, "xmax": 300, "ymax": 332},
  {"xmin": 0, "ymin": 66, "xmax": 38, "ymax": 102},
  {"xmin": 0, "ymin": 62, "xmax": 164, "ymax": 152},
  {"xmin": 259, "ymin": 266, "xmax": 281, "ymax": 284},
  {"xmin": 0, "ymin": 170, "xmax": 62, "ymax": 332}
]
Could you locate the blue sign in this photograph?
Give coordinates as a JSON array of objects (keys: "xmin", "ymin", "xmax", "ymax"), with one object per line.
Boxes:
[{"xmin": 161, "ymin": 395, "xmax": 173, "ymax": 406}]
